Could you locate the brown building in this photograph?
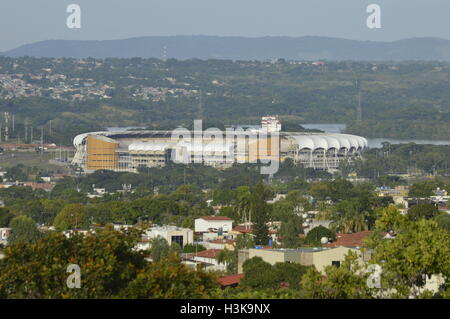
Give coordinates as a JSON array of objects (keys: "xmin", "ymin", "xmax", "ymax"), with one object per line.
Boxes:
[{"xmin": 86, "ymin": 135, "xmax": 119, "ymax": 170}]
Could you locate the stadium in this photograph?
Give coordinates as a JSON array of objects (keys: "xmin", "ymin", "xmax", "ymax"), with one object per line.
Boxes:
[{"xmin": 72, "ymin": 117, "xmax": 368, "ymax": 173}]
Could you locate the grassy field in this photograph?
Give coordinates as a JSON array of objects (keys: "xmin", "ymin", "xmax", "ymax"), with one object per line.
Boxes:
[{"xmin": 0, "ymin": 151, "xmax": 71, "ymax": 174}]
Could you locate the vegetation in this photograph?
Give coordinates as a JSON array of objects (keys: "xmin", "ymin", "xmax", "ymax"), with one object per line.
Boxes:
[
  {"xmin": 8, "ymin": 215, "xmax": 41, "ymax": 245},
  {"xmin": 2, "ymin": 57, "xmax": 450, "ymax": 146}
]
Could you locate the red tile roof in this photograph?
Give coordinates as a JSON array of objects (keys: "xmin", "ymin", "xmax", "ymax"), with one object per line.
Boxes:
[
  {"xmin": 193, "ymin": 249, "xmax": 223, "ymax": 259},
  {"xmin": 233, "ymin": 225, "xmax": 253, "ymax": 234},
  {"xmin": 209, "ymin": 239, "xmax": 236, "ymax": 245},
  {"xmin": 218, "ymin": 274, "xmax": 244, "ymax": 287},
  {"xmin": 232, "ymin": 225, "xmax": 277, "ymax": 234},
  {"xmin": 324, "ymin": 231, "xmax": 372, "ymax": 248},
  {"xmin": 199, "ymin": 216, "xmax": 233, "ymax": 221}
]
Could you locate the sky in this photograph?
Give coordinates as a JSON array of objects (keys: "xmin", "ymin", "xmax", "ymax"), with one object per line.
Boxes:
[{"xmin": 0, "ymin": 0, "xmax": 449, "ymax": 51}]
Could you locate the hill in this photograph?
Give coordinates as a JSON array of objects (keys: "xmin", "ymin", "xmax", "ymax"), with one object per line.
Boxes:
[{"xmin": 4, "ymin": 36, "xmax": 450, "ymax": 61}]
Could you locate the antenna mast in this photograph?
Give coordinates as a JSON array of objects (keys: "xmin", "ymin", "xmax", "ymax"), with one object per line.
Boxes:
[{"xmin": 356, "ymin": 78, "xmax": 362, "ymax": 122}]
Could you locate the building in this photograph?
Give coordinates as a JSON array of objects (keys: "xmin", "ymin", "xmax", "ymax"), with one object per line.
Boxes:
[
  {"xmin": 194, "ymin": 216, "xmax": 233, "ymax": 233},
  {"xmin": 72, "ymin": 117, "xmax": 368, "ymax": 173},
  {"xmin": 230, "ymin": 224, "xmax": 278, "ymax": 244},
  {"xmin": 376, "ymin": 185, "xmax": 409, "ymax": 197},
  {"xmin": 238, "ymin": 246, "xmax": 364, "ymax": 274},
  {"xmin": 203, "ymin": 238, "xmax": 236, "ymax": 251},
  {"xmin": 0, "ymin": 228, "xmax": 11, "ymax": 246},
  {"xmin": 323, "ymin": 230, "xmax": 373, "ymax": 248},
  {"xmin": 141, "ymin": 225, "xmax": 193, "ymax": 249},
  {"xmin": 183, "ymin": 249, "xmax": 227, "ymax": 271}
]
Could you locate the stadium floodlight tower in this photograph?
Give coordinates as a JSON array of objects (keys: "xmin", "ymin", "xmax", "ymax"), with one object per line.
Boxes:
[{"xmin": 261, "ymin": 115, "xmax": 281, "ymax": 133}]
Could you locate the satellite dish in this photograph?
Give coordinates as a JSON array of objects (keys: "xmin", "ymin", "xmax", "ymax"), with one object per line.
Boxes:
[{"xmin": 320, "ymin": 237, "xmax": 329, "ymax": 244}]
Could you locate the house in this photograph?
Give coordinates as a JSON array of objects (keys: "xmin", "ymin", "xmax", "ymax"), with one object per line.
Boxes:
[
  {"xmin": 231, "ymin": 225, "xmax": 253, "ymax": 235},
  {"xmin": 194, "ymin": 216, "xmax": 233, "ymax": 233},
  {"xmin": 112, "ymin": 223, "xmax": 134, "ymax": 231},
  {"xmin": 183, "ymin": 249, "xmax": 227, "ymax": 271},
  {"xmin": 63, "ymin": 229, "xmax": 94, "ymax": 238},
  {"xmin": 230, "ymin": 224, "xmax": 278, "ymax": 243},
  {"xmin": 204, "ymin": 238, "xmax": 236, "ymax": 251},
  {"xmin": 238, "ymin": 246, "xmax": 364, "ymax": 274},
  {"xmin": 0, "ymin": 228, "xmax": 11, "ymax": 246},
  {"xmin": 140, "ymin": 225, "xmax": 193, "ymax": 249},
  {"xmin": 323, "ymin": 230, "xmax": 373, "ymax": 248}
]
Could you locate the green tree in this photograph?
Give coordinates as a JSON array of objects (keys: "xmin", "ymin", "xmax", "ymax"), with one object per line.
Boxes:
[
  {"xmin": 273, "ymin": 262, "xmax": 310, "ymax": 289},
  {"xmin": 8, "ymin": 215, "xmax": 42, "ymax": 245},
  {"xmin": 407, "ymin": 203, "xmax": 438, "ymax": 221},
  {"xmin": 124, "ymin": 254, "xmax": 220, "ymax": 298},
  {"xmin": 280, "ymin": 215, "xmax": 303, "ymax": 248},
  {"xmin": 371, "ymin": 219, "xmax": 450, "ymax": 298},
  {"xmin": 301, "ymin": 251, "xmax": 373, "ymax": 299},
  {"xmin": 182, "ymin": 243, "xmax": 207, "ymax": 253},
  {"xmin": 374, "ymin": 206, "xmax": 409, "ymax": 232},
  {"xmin": 250, "ymin": 181, "xmax": 271, "ymax": 245},
  {"xmin": 408, "ymin": 181, "xmax": 437, "ymax": 197},
  {"xmin": 235, "ymin": 233, "xmax": 255, "ymax": 249},
  {"xmin": 305, "ymin": 226, "xmax": 336, "ymax": 246},
  {"xmin": 235, "ymin": 186, "xmax": 251, "ymax": 224},
  {"xmin": 169, "ymin": 241, "xmax": 182, "ymax": 255},
  {"xmin": 434, "ymin": 214, "xmax": 450, "ymax": 234},
  {"xmin": 0, "ymin": 208, "xmax": 14, "ymax": 228},
  {"xmin": 149, "ymin": 237, "xmax": 170, "ymax": 262},
  {"xmin": 54, "ymin": 203, "xmax": 88, "ymax": 231},
  {"xmin": 240, "ymin": 257, "xmax": 278, "ymax": 290},
  {"xmin": 0, "ymin": 227, "xmax": 146, "ymax": 298},
  {"xmin": 216, "ymin": 248, "xmax": 235, "ymax": 274}
]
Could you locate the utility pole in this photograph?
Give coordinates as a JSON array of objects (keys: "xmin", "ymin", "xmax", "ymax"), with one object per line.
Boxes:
[
  {"xmin": 162, "ymin": 46, "xmax": 168, "ymax": 62},
  {"xmin": 198, "ymin": 89, "xmax": 203, "ymax": 121},
  {"xmin": 356, "ymin": 78, "xmax": 362, "ymax": 122},
  {"xmin": 4, "ymin": 112, "xmax": 9, "ymax": 142},
  {"xmin": 40, "ymin": 127, "xmax": 44, "ymax": 156},
  {"xmin": 24, "ymin": 119, "xmax": 28, "ymax": 144}
]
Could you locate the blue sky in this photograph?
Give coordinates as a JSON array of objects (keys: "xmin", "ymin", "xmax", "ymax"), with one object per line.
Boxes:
[{"xmin": 0, "ymin": 0, "xmax": 449, "ymax": 51}]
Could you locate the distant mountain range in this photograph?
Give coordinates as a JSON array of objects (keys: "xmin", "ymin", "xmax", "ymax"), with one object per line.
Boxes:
[{"xmin": 3, "ymin": 35, "xmax": 450, "ymax": 61}]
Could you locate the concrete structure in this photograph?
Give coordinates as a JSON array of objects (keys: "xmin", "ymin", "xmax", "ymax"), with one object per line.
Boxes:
[
  {"xmin": 72, "ymin": 117, "xmax": 367, "ymax": 173},
  {"xmin": 202, "ymin": 239, "xmax": 236, "ymax": 251},
  {"xmin": 194, "ymin": 216, "xmax": 233, "ymax": 233},
  {"xmin": 238, "ymin": 246, "xmax": 363, "ymax": 274},
  {"xmin": 142, "ymin": 225, "xmax": 193, "ymax": 248}
]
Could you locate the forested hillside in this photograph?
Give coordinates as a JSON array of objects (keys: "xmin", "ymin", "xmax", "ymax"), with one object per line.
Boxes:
[{"xmin": 1, "ymin": 56, "xmax": 450, "ymax": 144}]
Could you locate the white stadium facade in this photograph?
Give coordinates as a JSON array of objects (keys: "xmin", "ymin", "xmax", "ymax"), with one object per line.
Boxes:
[{"xmin": 72, "ymin": 117, "xmax": 368, "ymax": 173}]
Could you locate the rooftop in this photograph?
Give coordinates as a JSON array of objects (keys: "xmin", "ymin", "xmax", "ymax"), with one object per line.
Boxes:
[
  {"xmin": 198, "ymin": 216, "xmax": 233, "ymax": 221},
  {"xmin": 193, "ymin": 249, "xmax": 223, "ymax": 259},
  {"xmin": 324, "ymin": 231, "xmax": 372, "ymax": 248},
  {"xmin": 218, "ymin": 274, "xmax": 244, "ymax": 287}
]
